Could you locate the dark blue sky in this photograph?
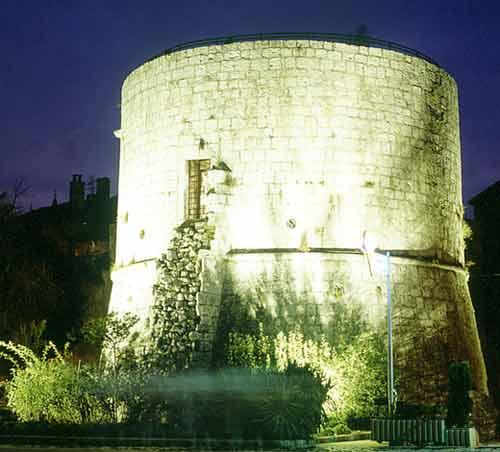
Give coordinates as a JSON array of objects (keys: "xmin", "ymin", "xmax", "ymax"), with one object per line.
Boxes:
[{"xmin": 1, "ymin": 0, "xmax": 499, "ymax": 210}]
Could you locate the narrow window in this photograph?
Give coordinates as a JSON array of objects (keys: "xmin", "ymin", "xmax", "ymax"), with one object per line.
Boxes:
[{"xmin": 185, "ymin": 159, "xmax": 210, "ymax": 220}]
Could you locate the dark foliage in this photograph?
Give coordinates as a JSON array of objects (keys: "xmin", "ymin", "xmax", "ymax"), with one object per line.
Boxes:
[
  {"xmin": 166, "ymin": 364, "xmax": 329, "ymax": 439},
  {"xmin": 346, "ymin": 417, "xmax": 372, "ymax": 431},
  {"xmin": 393, "ymin": 401, "xmax": 445, "ymax": 419},
  {"xmin": 0, "ymin": 195, "xmax": 111, "ymax": 351},
  {"xmin": 3, "ymin": 361, "xmax": 329, "ymax": 440},
  {"xmin": 446, "ymin": 361, "xmax": 473, "ymax": 428},
  {"xmin": 0, "ymin": 421, "xmax": 174, "ymax": 437}
]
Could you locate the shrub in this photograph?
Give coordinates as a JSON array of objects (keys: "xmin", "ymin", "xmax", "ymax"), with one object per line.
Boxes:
[
  {"xmin": 78, "ymin": 312, "xmax": 139, "ymax": 370},
  {"xmin": 13, "ymin": 319, "xmax": 47, "ymax": 353},
  {"xmin": 1, "ymin": 341, "xmax": 83, "ymax": 423},
  {"xmin": 76, "ymin": 367, "xmax": 167, "ymax": 424},
  {"xmin": 225, "ymin": 328, "xmax": 386, "ymax": 426},
  {"xmin": 330, "ymin": 332, "xmax": 386, "ymax": 423},
  {"xmin": 320, "ymin": 418, "xmax": 353, "ymax": 436},
  {"xmin": 1, "ymin": 339, "xmax": 170, "ymax": 425},
  {"xmin": 166, "ymin": 365, "xmax": 329, "ymax": 439},
  {"xmin": 258, "ymin": 363, "xmax": 329, "ymax": 439},
  {"xmin": 333, "ymin": 423, "xmax": 352, "ymax": 435}
]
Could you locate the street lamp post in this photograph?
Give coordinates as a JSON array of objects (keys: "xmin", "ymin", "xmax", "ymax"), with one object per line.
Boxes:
[
  {"xmin": 361, "ymin": 231, "xmax": 396, "ymax": 417},
  {"xmin": 385, "ymin": 251, "xmax": 395, "ymax": 417}
]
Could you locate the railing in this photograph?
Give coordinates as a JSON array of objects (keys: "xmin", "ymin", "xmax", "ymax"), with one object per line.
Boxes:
[
  {"xmin": 446, "ymin": 427, "xmax": 479, "ymax": 447},
  {"xmin": 372, "ymin": 419, "xmax": 479, "ymax": 447},
  {"xmin": 147, "ymin": 32, "xmax": 440, "ymax": 68},
  {"xmin": 372, "ymin": 418, "xmax": 446, "ymax": 445}
]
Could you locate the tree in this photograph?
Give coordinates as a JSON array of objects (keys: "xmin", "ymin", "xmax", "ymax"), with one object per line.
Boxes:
[
  {"xmin": 79, "ymin": 312, "xmax": 139, "ymax": 371},
  {"xmin": 0, "ymin": 182, "xmax": 67, "ymax": 344},
  {"xmin": 0, "ymin": 178, "xmax": 29, "ymax": 221}
]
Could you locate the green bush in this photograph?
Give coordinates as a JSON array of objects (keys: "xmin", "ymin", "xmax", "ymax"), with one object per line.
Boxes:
[
  {"xmin": 225, "ymin": 327, "xmax": 386, "ymax": 426},
  {"xmin": 0, "ymin": 340, "xmax": 154, "ymax": 424},
  {"xmin": 76, "ymin": 312, "xmax": 139, "ymax": 370},
  {"xmin": 1, "ymin": 341, "xmax": 83, "ymax": 423},
  {"xmin": 80, "ymin": 368, "xmax": 170, "ymax": 424},
  {"xmin": 258, "ymin": 363, "xmax": 329, "ymax": 439},
  {"xmin": 2, "ymin": 317, "xmax": 372, "ymax": 438},
  {"xmin": 333, "ymin": 423, "xmax": 352, "ymax": 435},
  {"xmin": 319, "ymin": 418, "xmax": 352, "ymax": 436},
  {"xmin": 331, "ymin": 332, "xmax": 386, "ymax": 423}
]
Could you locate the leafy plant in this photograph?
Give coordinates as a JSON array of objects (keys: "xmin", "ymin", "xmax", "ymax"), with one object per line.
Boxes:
[
  {"xmin": 333, "ymin": 423, "xmax": 352, "ymax": 435},
  {"xmin": 166, "ymin": 365, "xmax": 329, "ymax": 439},
  {"xmin": 1, "ymin": 338, "xmax": 168, "ymax": 425},
  {"xmin": 79, "ymin": 312, "xmax": 139, "ymax": 371},
  {"xmin": 258, "ymin": 363, "xmax": 329, "ymax": 439},
  {"xmin": 226, "ymin": 323, "xmax": 274, "ymax": 368},
  {"xmin": 13, "ymin": 319, "xmax": 47, "ymax": 353},
  {"xmin": 320, "ymin": 418, "xmax": 352, "ymax": 436},
  {"xmin": 77, "ymin": 366, "xmax": 163, "ymax": 424},
  {"xmin": 331, "ymin": 332, "xmax": 386, "ymax": 423},
  {"xmin": 1, "ymin": 341, "xmax": 83, "ymax": 423},
  {"xmin": 224, "ymin": 327, "xmax": 386, "ymax": 427}
]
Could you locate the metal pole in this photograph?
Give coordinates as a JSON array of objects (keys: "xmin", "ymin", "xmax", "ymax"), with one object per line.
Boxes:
[{"xmin": 386, "ymin": 251, "xmax": 394, "ymax": 416}]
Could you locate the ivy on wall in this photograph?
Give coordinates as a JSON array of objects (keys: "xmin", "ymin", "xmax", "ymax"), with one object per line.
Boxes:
[{"xmin": 223, "ymin": 326, "xmax": 386, "ymax": 424}]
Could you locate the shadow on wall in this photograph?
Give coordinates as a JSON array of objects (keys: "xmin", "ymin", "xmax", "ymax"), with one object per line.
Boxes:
[
  {"xmin": 469, "ymin": 276, "xmax": 500, "ymax": 408},
  {"xmin": 212, "ymin": 255, "xmax": 382, "ymax": 367}
]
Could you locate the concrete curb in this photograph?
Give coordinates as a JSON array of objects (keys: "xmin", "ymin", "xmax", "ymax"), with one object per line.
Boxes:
[{"xmin": 0, "ymin": 434, "xmax": 316, "ymax": 449}]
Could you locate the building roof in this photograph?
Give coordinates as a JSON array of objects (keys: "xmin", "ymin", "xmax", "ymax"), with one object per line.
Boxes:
[{"xmin": 469, "ymin": 180, "xmax": 500, "ymax": 206}]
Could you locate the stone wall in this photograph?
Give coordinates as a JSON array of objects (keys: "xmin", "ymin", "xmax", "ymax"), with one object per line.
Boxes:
[
  {"xmin": 113, "ymin": 39, "xmax": 463, "ymax": 276},
  {"xmin": 220, "ymin": 252, "xmax": 487, "ymax": 403},
  {"xmin": 147, "ymin": 220, "xmax": 210, "ymax": 371}
]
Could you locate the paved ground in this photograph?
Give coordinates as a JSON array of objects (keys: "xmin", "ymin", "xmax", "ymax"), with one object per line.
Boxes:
[
  {"xmin": 0, "ymin": 440, "xmax": 499, "ymax": 451},
  {"xmin": 320, "ymin": 439, "xmax": 500, "ymax": 450}
]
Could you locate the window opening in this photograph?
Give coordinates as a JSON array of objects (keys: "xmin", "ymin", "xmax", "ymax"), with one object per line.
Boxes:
[{"xmin": 185, "ymin": 159, "xmax": 210, "ymax": 220}]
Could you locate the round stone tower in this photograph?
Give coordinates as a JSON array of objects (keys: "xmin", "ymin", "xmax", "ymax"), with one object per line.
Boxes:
[{"xmin": 110, "ymin": 34, "xmax": 488, "ymax": 408}]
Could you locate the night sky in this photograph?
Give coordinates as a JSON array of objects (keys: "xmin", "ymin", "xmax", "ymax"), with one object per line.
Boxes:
[{"xmin": 1, "ymin": 0, "xmax": 499, "ymax": 211}]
